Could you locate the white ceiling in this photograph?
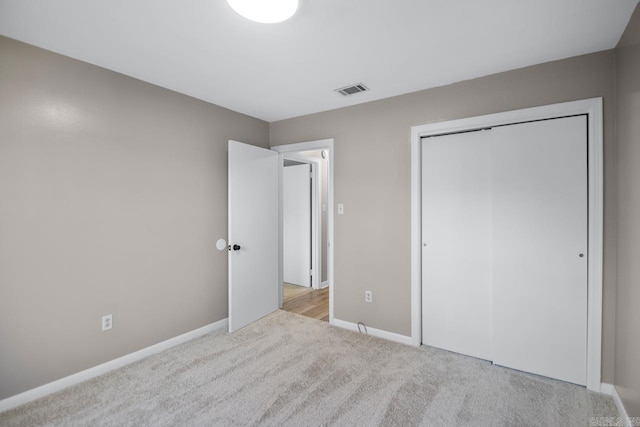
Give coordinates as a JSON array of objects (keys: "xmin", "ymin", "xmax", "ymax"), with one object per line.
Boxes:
[{"xmin": 0, "ymin": 0, "xmax": 637, "ymax": 122}]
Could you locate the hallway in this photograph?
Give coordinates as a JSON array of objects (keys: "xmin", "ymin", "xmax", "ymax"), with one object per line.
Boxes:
[{"xmin": 283, "ymin": 283, "xmax": 329, "ymax": 322}]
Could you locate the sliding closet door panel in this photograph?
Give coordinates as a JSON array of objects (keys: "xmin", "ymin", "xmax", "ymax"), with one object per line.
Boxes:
[
  {"xmin": 491, "ymin": 116, "xmax": 588, "ymax": 385},
  {"xmin": 422, "ymin": 130, "xmax": 492, "ymax": 360}
]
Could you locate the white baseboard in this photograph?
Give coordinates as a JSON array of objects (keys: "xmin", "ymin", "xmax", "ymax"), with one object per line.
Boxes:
[
  {"xmin": 333, "ymin": 318, "xmax": 413, "ymax": 346},
  {"xmin": 606, "ymin": 383, "xmax": 633, "ymax": 427},
  {"xmin": 0, "ymin": 317, "xmax": 228, "ymax": 414},
  {"xmin": 320, "ymin": 280, "xmax": 329, "ymax": 289},
  {"xmin": 600, "ymin": 382, "xmax": 614, "ymax": 395}
]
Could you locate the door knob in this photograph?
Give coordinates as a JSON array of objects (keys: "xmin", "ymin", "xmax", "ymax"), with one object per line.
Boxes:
[{"xmin": 228, "ymin": 244, "xmax": 241, "ymax": 251}]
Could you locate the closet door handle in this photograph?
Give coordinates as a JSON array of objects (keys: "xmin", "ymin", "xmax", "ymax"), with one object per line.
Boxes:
[{"xmin": 228, "ymin": 244, "xmax": 241, "ymax": 251}]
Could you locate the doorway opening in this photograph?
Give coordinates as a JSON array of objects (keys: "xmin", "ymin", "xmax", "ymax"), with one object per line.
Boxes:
[
  {"xmin": 272, "ymin": 139, "xmax": 334, "ymax": 324},
  {"xmin": 282, "ymin": 283, "xmax": 329, "ymax": 321}
]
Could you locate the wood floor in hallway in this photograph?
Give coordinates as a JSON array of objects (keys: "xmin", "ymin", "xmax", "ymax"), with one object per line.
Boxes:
[{"xmin": 283, "ymin": 283, "xmax": 329, "ymax": 322}]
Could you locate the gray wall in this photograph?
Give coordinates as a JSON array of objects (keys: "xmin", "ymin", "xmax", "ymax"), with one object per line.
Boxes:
[
  {"xmin": 270, "ymin": 50, "xmax": 618, "ymax": 383},
  {"xmin": 614, "ymin": 4, "xmax": 640, "ymax": 417},
  {"xmin": 0, "ymin": 36, "xmax": 269, "ymax": 400}
]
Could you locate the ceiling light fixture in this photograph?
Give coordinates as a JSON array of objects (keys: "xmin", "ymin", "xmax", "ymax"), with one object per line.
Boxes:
[{"xmin": 226, "ymin": 0, "xmax": 298, "ymax": 24}]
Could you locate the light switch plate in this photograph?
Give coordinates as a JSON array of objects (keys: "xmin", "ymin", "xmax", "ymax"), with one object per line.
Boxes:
[{"xmin": 338, "ymin": 203, "xmax": 344, "ymax": 214}]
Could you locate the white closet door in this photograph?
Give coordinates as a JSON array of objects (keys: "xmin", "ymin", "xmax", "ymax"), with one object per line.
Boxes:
[
  {"xmin": 283, "ymin": 164, "xmax": 311, "ymax": 287},
  {"xmin": 422, "ymin": 130, "xmax": 493, "ymax": 360},
  {"xmin": 491, "ymin": 116, "xmax": 588, "ymax": 385}
]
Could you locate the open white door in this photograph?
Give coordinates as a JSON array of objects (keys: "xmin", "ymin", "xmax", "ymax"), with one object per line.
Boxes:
[{"xmin": 228, "ymin": 140, "xmax": 279, "ymax": 333}]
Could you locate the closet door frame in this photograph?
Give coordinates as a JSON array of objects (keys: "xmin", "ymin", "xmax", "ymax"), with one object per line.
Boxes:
[{"xmin": 410, "ymin": 98, "xmax": 603, "ymax": 392}]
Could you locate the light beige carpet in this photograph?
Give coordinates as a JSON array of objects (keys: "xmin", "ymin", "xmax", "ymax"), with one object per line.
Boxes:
[{"xmin": 0, "ymin": 310, "xmax": 617, "ymax": 426}]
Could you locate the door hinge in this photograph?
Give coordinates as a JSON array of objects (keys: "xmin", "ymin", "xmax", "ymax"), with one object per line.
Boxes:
[{"xmin": 310, "ymin": 269, "xmax": 313, "ymax": 276}]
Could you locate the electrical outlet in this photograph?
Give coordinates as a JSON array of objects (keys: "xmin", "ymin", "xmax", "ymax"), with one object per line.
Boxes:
[
  {"xmin": 102, "ymin": 314, "xmax": 112, "ymax": 331},
  {"xmin": 365, "ymin": 291, "xmax": 373, "ymax": 303}
]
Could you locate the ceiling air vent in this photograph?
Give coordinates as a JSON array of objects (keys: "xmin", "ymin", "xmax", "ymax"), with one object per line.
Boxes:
[{"xmin": 335, "ymin": 83, "xmax": 369, "ymax": 96}]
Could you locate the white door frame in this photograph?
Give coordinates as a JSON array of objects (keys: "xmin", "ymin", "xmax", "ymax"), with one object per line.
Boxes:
[
  {"xmin": 272, "ymin": 139, "xmax": 334, "ymax": 324},
  {"xmin": 282, "ymin": 153, "xmax": 322, "ymax": 290},
  {"xmin": 410, "ymin": 98, "xmax": 603, "ymax": 392}
]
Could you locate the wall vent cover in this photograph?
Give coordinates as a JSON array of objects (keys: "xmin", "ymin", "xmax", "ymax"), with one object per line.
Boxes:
[{"xmin": 335, "ymin": 83, "xmax": 369, "ymax": 96}]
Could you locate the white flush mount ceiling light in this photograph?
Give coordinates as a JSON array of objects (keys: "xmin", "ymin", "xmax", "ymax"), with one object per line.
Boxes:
[{"xmin": 226, "ymin": 0, "xmax": 298, "ymax": 24}]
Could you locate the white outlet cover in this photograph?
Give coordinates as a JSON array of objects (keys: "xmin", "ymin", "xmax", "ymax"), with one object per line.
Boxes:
[{"xmin": 102, "ymin": 314, "xmax": 113, "ymax": 331}]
